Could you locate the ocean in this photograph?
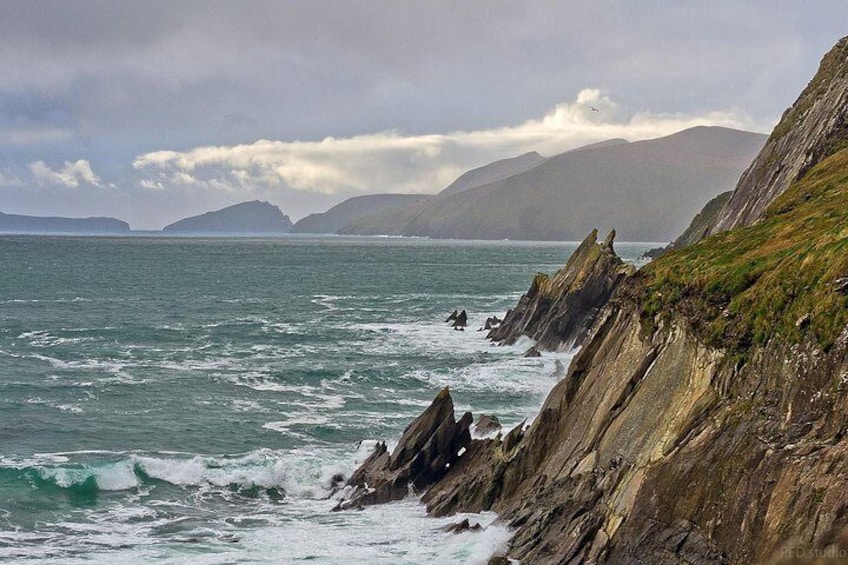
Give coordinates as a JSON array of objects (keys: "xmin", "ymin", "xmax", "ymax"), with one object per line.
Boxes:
[{"xmin": 0, "ymin": 235, "xmax": 652, "ymax": 564}]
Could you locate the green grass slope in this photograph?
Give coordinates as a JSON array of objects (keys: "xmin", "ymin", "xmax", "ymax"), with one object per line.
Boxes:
[{"xmin": 638, "ymin": 148, "xmax": 848, "ymax": 352}]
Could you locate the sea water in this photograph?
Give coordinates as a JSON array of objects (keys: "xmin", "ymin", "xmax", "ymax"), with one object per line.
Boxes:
[{"xmin": 0, "ymin": 235, "xmax": 653, "ymax": 564}]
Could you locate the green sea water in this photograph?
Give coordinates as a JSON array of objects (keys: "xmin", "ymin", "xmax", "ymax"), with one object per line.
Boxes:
[{"xmin": 0, "ymin": 235, "xmax": 653, "ymax": 564}]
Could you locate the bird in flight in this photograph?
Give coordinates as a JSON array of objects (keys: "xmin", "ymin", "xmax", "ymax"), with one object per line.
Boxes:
[{"xmin": 590, "ymin": 106, "xmax": 599, "ymax": 112}]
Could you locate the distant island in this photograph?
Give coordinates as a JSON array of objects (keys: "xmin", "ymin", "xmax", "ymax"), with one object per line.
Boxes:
[
  {"xmin": 163, "ymin": 200, "xmax": 293, "ymax": 234},
  {"xmin": 0, "ymin": 211, "xmax": 130, "ymax": 234},
  {"xmin": 291, "ymin": 194, "xmax": 433, "ymax": 234},
  {"xmin": 340, "ymin": 126, "xmax": 766, "ymax": 242}
]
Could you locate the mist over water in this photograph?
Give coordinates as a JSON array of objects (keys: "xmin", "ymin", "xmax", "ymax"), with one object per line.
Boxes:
[{"xmin": 0, "ymin": 235, "xmax": 653, "ymax": 563}]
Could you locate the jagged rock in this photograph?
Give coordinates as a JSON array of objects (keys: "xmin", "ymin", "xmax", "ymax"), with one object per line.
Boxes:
[
  {"xmin": 333, "ymin": 387, "xmax": 472, "ymax": 511},
  {"xmin": 523, "ymin": 346, "xmax": 541, "ymax": 358},
  {"xmin": 488, "ymin": 229, "xmax": 634, "ymax": 351},
  {"xmin": 442, "ymin": 518, "xmax": 482, "ymax": 533},
  {"xmin": 339, "ymin": 36, "xmax": 848, "ymax": 565},
  {"xmin": 474, "ymin": 414, "xmax": 502, "ymax": 436},
  {"xmin": 484, "ymin": 316, "xmax": 502, "ymax": 330},
  {"xmin": 452, "ymin": 310, "xmax": 468, "ymax": 329},
  {"xmin": 446, "ymin": 310, "xmax": 459, "ymax": 323}
]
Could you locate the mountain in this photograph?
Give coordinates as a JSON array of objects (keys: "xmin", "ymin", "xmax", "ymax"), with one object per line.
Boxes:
[
  {"xmin": 342, "ymin": 127, "xmax": 766, "ymax": 241},
  {"xmin": 339, "ymin": 36, "xmax": 848, "ymax": 564},
  {"xmin": 291, "ymin": 194, "xmax": 432, "ymax": 234},
  {"xmin": 437, "ymin": 151, "xmax": 546, "ymax": 196},
  {"xmin": 162, "ymin": 201, "xmax": 293, "ymax": 233},
  {"xmin": 0, "ymin": 211, "xmax": 129, "ymax": 233}
]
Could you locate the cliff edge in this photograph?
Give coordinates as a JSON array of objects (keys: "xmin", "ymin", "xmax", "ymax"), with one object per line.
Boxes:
[{"xmin": 341, "ymin": 35, "xmax": 848, "ymax": 565}]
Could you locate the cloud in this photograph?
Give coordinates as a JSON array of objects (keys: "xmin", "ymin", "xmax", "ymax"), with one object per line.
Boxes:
[
  {"xmin": 133, "ymin": 89, "xmax": 760, "ymax": 196},
  {"xmin": 29, "ymin": 159, "xmax": 102, "ymax": 188},
  {"xmin": 0, "ymin": 168, "xmax": 23, "ymax": 187}
]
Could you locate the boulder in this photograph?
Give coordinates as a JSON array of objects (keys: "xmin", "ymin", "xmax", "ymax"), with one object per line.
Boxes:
[
  {"xmin": 474, "ymin": 414, "xmax": 502, "ymax": 436},
  {"xmin": 333, "ymin": 387, "xmax": 472, "ymax": 511}
]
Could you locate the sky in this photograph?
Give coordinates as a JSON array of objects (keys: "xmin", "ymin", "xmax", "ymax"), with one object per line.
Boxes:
[{"xmin": 1, "ymin": 1, "xmax": 846, "ymax": 230}]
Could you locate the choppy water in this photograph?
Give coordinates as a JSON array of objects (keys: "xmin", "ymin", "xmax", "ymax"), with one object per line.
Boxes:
[{"xmin": 0, "ymin": 235, "xmax": 653, "ymax": 564}]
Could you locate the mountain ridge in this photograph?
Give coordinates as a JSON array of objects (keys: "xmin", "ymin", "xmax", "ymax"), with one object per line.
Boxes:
[
  {"xmin": 291, "ymin": 194, "xmax": 432, "ymax": 234},
  {"xmin": 342, "ymin": 126, "xmax": 766, "ymax": 241}
]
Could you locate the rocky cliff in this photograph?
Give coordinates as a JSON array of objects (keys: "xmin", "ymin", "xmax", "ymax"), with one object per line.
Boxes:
[
  {"xmin": 701, "ymin": 36, "xmax": 848, "ymax": 238},
  {"xmin": 488, "ymin": 228, "xmax": 633, "ymax": 350},
  {"xmin": 340, "ymin": 36, "xmax": 848, "ymax": 564},
  {"xmin": 428, "ymin": 144, "xmax": 848, "ymax": 563}
]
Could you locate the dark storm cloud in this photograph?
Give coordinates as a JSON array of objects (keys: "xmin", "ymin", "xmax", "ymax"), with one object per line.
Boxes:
[{"xmin": 0, "ymin": 0, "xmax": 846, "ymax": 228}]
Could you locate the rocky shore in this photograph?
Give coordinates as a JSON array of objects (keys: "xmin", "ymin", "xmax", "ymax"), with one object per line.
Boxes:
[{"xmin": 339, "ymin": 36, "xmax": 848, "ymax": 564}]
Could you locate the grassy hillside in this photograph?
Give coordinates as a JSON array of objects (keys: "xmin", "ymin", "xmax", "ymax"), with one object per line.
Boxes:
[{"xmin": 639, "ymin": 147, "xmax": 848, "ymax": 352}]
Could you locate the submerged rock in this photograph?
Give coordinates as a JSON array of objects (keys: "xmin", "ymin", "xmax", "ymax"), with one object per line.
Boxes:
[
  {"xmin": 523, "ymin": 346, "xmax": 542, "ymax": 358},
  {"xmin": 442, "ymin": 518, "xmax": 482, "ymax": 533},
  {"xmin": 333, "ymin": 387, "xmax": 472, "ymax": 511}
]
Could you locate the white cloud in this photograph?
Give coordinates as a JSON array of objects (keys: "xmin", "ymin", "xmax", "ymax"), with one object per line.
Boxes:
[
  {"xmin": 29, "ymin": 159, "xmax": 102, "ymax": 188},
  {"xmin": 133, "ymin": 89, "xmax": 762, "ymax": 196},
  {"xmin": 0, "ymin": 168, "xmax": 24, "ymax": 187}
]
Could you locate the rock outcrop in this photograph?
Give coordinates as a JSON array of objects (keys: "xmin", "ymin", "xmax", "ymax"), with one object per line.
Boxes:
[
  {"xmin": 333, "ymin": 387, "xmax": 471, "ymax": 511},
  {"xmin": 452, "ymin": 310, "xmax": 468, "ymax": 329},
  {"xmin": 339, "ymin": 35, "xmax": 848, "ymax": 565},
  {"xmin": 488, "ymin": 228, "xmax": 634, "ymax": 351},
  {"xmin": 700, "ymin": 36, "xmax": 848, "ymax": 238}
]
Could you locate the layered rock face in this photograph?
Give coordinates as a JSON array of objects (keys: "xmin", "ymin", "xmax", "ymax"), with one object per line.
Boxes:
[
  {"xmin": 703, "ymin": 36, "xmax": 848, "ymax": 237},
  {"xmin": 340, "ymin": 36, "xmax": 848, "ymax": 565},
  {"xmin": 488, "ymin": 229, "xmax": 633, "ymax": 351},
  {"xmin": 426, "ymin": 300, "xmax": 848, "ymax": 563}
]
